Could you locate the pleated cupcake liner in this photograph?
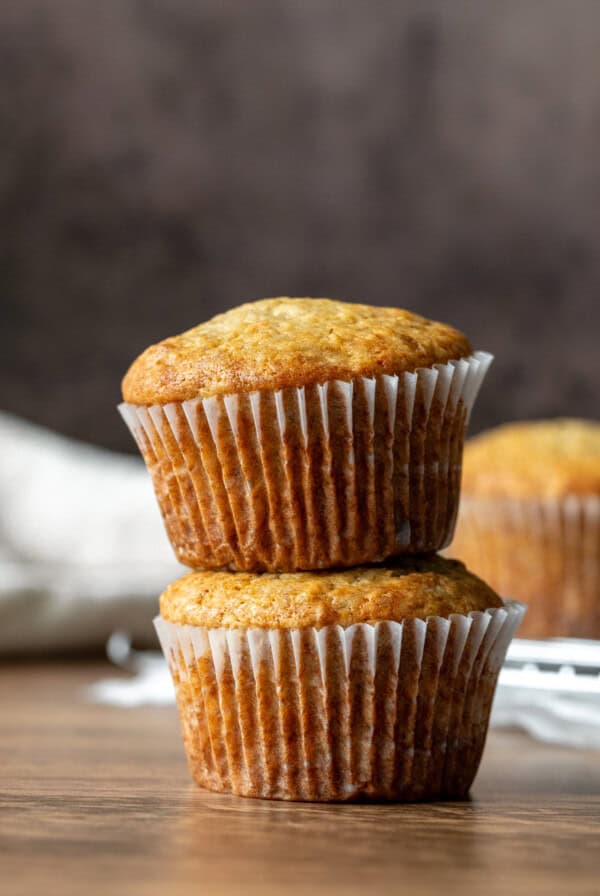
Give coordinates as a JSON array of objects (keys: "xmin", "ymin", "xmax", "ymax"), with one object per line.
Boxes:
[
  {"xmin": 154, "ymin": 599, "xmax": 524, "ymax": 802},
  {"xmin": 450, "ymin": 495, "xmax": 600, "ymax": 639},
  {"xmin": 120, "ymin": 351, "xmax": 492, "ymax": 572}
]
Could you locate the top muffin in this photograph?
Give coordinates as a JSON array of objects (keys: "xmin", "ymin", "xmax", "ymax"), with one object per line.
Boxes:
[
  {"xmin": 119, "ymin": 297, "xmax": 484, "ymax": 571},
  {"xmin": 160, "ymin": 555, "xmax": 503, "ymax": 629},
  {"xmin": 122, "ymin": 297, "xmax": 471, "ymax": 404},
  {"xmin": 462, "ymin": 418, "xmax": 600, "ymax": 498}
]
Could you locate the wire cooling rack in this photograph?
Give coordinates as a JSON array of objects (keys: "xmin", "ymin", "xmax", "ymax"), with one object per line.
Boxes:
[
  {"xmin": 494, "ymin": 638, "xmax": 600, "ymax": 748},
  {"xmin": 501, "ymin": 638, "xmax": 600, "ymax": 693}
]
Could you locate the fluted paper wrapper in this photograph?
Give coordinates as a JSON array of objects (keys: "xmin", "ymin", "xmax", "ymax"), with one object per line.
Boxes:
[
  {"xmin": 451, "ymin": 495, "xmax": 600, "ymax": 639},
  {"xmin": 120, "ymin": 352, "xmax": 492, "ymax": 571},
  {"xmin": 154, "ymin": 600, "xmax": 524, "ymax": 801}
]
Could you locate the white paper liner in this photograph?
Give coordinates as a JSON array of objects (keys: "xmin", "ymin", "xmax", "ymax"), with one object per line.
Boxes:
[
  {"xmin": 154, "ymin": 599, "xmax": 524, "ymax": 801},
  {"xmin": 450, "ymin": 495, "xmax": 600, "ymax": 639},
  {"xmin": 120, "ymin": 351, "xmax": 492, "ymax": 571}
]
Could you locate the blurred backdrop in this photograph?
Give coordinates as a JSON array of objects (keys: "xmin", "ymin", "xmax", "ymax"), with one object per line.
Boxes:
[{"xmin": 1, "ymin": 0, "xmax": 599, "ymax": 454}]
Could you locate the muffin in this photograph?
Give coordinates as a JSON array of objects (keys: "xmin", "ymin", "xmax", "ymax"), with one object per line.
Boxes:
[
  {"xmin": 154, "ymin": 555, "xmax": 524, "ymax": 801},
  {"xmin": 451, "ymin": 419, "xmax": 600, "ymax": 638},
  {"xmin": 120, "ymin": 298, "xmax": 491, "ymax": 571}
]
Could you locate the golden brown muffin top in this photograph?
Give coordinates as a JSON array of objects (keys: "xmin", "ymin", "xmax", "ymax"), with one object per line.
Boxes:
[
  {"xmin": 122, "ymin": 297, "xmax": 471, "ymax": 404},
  {"xmin": 159, "ymin": 556, "xmax": 502, "ymax": 629},
  {"xmin": 462, "ymin": 418, "xmax": 600, "ymax": 498}
]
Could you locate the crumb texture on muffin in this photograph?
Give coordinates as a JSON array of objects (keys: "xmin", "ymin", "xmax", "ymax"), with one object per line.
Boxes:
[
  {"xmin": 159, "ymin": 555, "xmax": 502, "ymax": 629},
  {"xmin": 462, "ymin": 418, "xmax": 600, "ymax": 498},
  {"xmin": 122, "ymin": 297, "xmax": 472, "ymax": 404}
]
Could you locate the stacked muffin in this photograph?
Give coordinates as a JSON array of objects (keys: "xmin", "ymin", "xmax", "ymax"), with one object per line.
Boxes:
[{"xmin": 120, "ymin": 298, "xmax": 524, "ymax": 801}]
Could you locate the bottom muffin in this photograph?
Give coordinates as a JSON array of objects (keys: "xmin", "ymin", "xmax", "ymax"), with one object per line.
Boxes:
[{"xmin": 155, "ymin": 557, "xmax": 525, "ymax": 802}]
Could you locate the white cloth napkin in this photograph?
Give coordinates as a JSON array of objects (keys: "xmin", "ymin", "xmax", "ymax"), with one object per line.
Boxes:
[{"xmin": 0, "ymin": 411, "xmax": 181, "ymax": 654}]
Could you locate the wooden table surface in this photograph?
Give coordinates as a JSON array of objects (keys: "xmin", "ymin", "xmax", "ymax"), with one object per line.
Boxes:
[{"xmin": 2, "ymin": 662, "xmax": 599, "ymax": 896}]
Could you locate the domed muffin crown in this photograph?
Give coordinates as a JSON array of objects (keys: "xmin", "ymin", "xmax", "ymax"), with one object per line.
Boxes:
[
  {"xmin": 159, "ymin": 555, "xmax": 502, "ymax": 629},
  {"xmin": 462, "ymin": 418, "xmax": 600, "ymax": 498},
  {"xmin": 122, "ymin": 297, "xmax": 471, "ymax": 404}
]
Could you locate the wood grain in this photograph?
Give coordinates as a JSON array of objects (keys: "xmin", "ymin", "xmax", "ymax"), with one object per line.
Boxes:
[{"xmin": 1, "ymin": 662, "xmax": 599, "ymax": 896}]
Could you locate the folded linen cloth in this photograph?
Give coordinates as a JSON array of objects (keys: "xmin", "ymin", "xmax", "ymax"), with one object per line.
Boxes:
[{"xmin": 0, "ymin": 411, "xmax": 181, "ymax": 654}]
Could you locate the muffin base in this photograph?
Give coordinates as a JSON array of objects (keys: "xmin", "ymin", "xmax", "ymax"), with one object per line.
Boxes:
[
  {"xmin": 155, "ymin": 601, "xmax": 524, "ymax": 802},
  {"xmin": 121, "ymin": 352, "xmax": 492, "ymax": 572},
  {"xmin": 450, "ymin": 495, "xmax": 600, "ymax": 639}
]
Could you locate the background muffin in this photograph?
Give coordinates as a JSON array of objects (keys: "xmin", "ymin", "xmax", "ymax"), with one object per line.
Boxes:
[
  {"xmin": 155, "ymin": 556, "xmax": 524, "ymax": 801},
  {"xmin": 451, "ymin": 419, "xmax": 600, "ymax": 638},
  {"xmin": 120, "ymin": 297, "xmax": 491, "ymax": 571}
]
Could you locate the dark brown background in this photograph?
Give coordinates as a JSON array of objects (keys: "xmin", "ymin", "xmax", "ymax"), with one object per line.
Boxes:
[{"xmin": 1, "ymin": 1, "xmax": 598, "ymax": 453}]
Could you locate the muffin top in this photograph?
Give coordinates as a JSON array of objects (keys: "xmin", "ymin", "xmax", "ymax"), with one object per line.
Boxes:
[
  {"xmin": 462, "ymin": 418, "xmax": 600, "ymax": 498},
  {"xmin": 159, "ymin": 556, "xmax": 502, "ymax": 629},
  {"xmin": 122, "ymin": 297, "xmax": 471, "ymax": 404}
]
